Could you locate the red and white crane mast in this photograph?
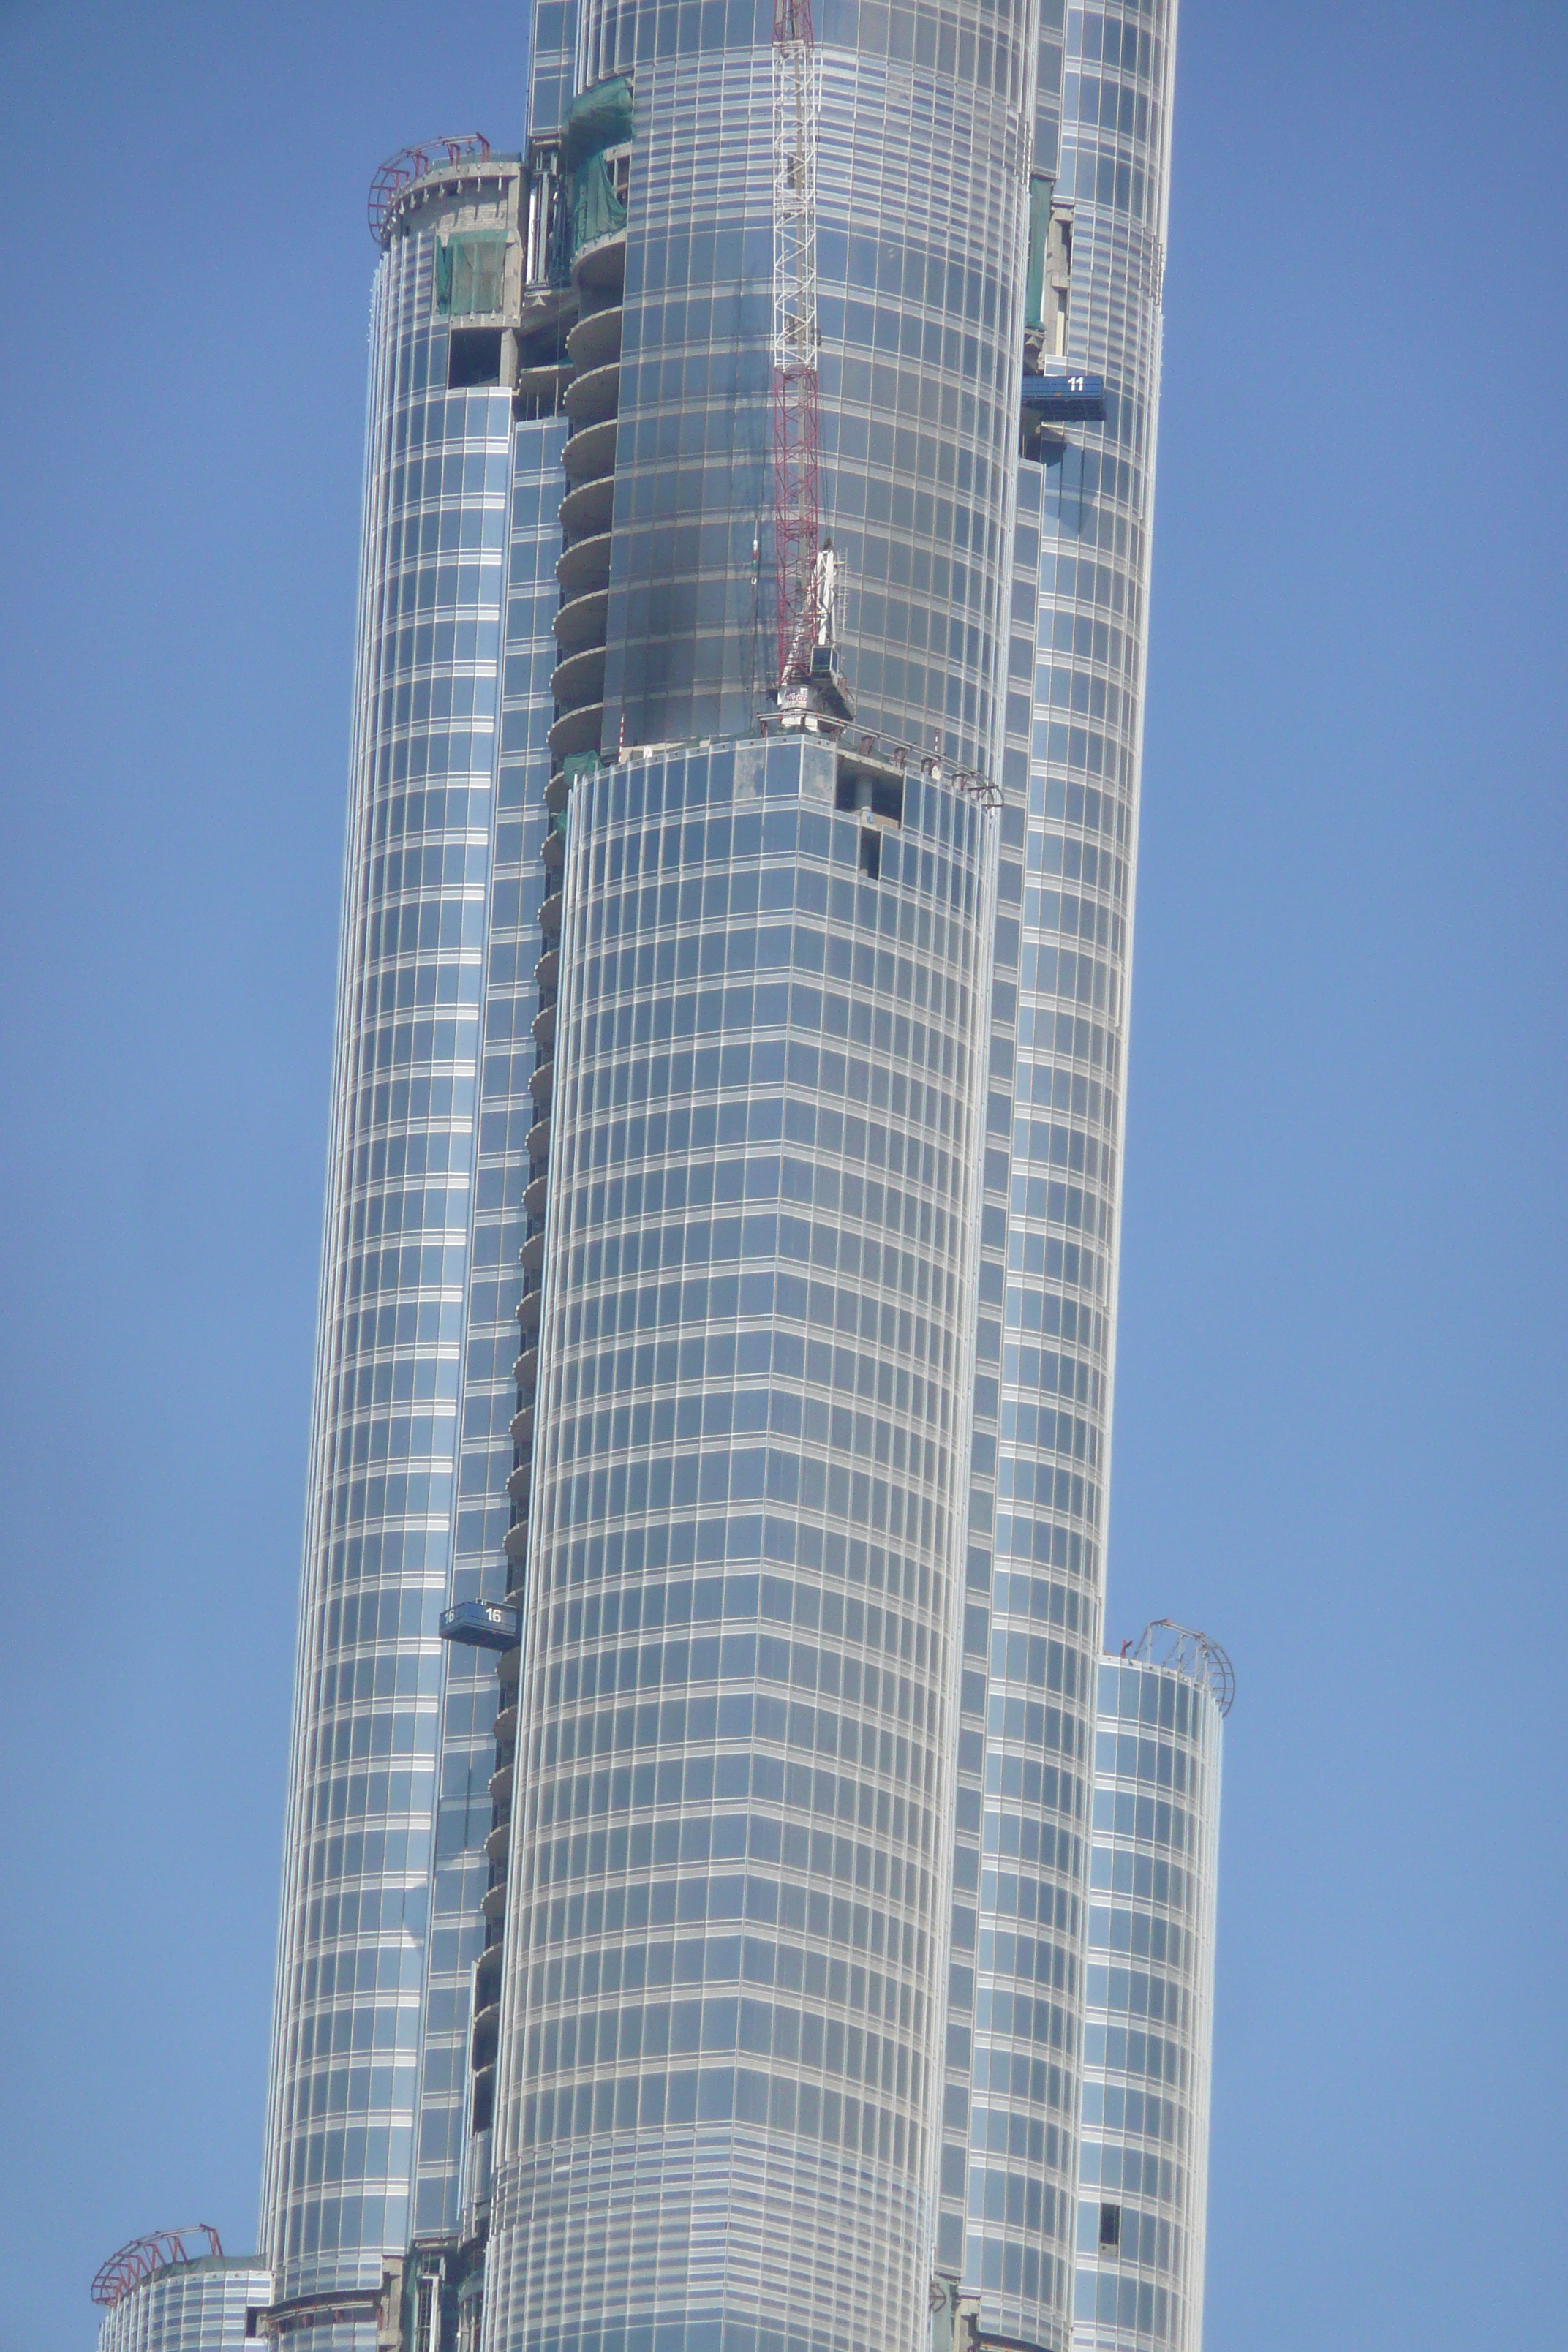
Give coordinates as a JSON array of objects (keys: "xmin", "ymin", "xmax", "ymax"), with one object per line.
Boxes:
[{"xmin": 772, "ymin": 0, "xmax": 825, "ymax": 701}]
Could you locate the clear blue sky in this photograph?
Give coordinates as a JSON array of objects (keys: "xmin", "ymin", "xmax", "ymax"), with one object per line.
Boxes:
[{"xmin": 1, "ymin": 3, "xmax": 1563, "ymax": 2347}]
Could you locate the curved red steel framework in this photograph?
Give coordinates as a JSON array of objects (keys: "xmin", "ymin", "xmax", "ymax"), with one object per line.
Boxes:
[
  {"xmin": 91, "ymin": 2226, "xmax": 225, "ymax": 2310},
  {"xmin": 368, "ymin": 134, "xmax": 492, "ymax": 245}
]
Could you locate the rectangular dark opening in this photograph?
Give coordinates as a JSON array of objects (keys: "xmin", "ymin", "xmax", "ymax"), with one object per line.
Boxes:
[
  {"xmin": 834, "ymin": 758, "xmax": 903, "ymax": 826},
  {"xmin": 448, "ymin": 327, "xmax": 505, "ymax": 388},
  {"xmin": 1021, "ymin": 415, "xmax": 1066, "ymax": 467},
  {"xmin": 1098, "ymin": 2201, "xmax": 1122, "ymax": 2250},
  {"xmin": 859, "ymin": 829, "xmax": 881, "ymax": 881}
]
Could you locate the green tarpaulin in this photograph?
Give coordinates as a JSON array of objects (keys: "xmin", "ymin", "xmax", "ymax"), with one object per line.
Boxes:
[
  {"xmin": 562, "ymin": 74, "xmax": 634, "ymax": 170},
  {"xmin": 435, "ymin": 231, "xmax": 507, "ymax": 317},
  {"xmin": 571, "ymin": 154, "xmax": 627, "ymax": 254},
  {"xmin": 564, "ymin": 73, "xmax": 633, "ymax": 256}
]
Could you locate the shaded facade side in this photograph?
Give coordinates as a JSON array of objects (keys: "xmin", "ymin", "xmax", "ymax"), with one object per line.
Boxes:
[{"xmin": 407, "ymin": 412, "xmax": 571, "ymax": 2239}]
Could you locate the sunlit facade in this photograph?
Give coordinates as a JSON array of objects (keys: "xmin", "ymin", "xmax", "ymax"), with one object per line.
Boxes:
[
  {"xmin": 258, "ymin": 154, "xmax": 525, "ymax": 2323},
  {"xmin": 943, "ymin": 1, "xmax": 1182, "ymax": 2336},
  {"xmin": 96, "ymin": 2255, "xmax": 274, "ymax": 2352},
  {"xmin": 1074, "ymin": 1648, "xmax": 1223, "ymax": 2352},
  {"xmin": 483, "ymin": 734, "xmax": 994, "ymax": 2352},
  {"xmin": 249, "ymin": 2, "xmax": 1223, "ymax": 2350}
]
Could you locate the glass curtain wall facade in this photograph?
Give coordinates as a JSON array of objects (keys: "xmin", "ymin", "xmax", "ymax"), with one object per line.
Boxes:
[
  {"xmin": 588, "ymin": 0, "xmax": 1033, "ymax": 774},
  {"xmin": 96, "ymin": 2258, "xmax": 274, "ymax": 2352},
  {"xmin": 1074, "ymin": 1651, "xmax": 1222, "ymax": 2352},
  {"xmin": 481, "ymin": 736, "xmax": 995, "ymax": 2352},
  {"xmin": 255, "ymin": 0, "xmax": 1209, "ymax": 2347},
  {"xmin": 938, "ymin": 4, "xmax": 1181, "ymax": 2343},
  {"xmin": 260, "ymin": 155, "xmax": 525, "ymax": 2324},
  {"xmin": 407, "ymin": 411, "xmax": 570, "ymax": 2241}
]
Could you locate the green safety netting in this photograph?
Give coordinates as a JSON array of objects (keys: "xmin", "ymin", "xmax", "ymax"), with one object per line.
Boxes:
[
  {"xmin": 571, "ymin": 154, "xmax": 627, "ymax": 254},
  {"xmin": 436, "ymin": 231, "xmax": 508, "ymax": 317},
  {"xmin": 564, "ymin": 74, "xmax": 633, "ymax": 256},
  {"xmin": 562, "ymin": 74, "xmax": 634, "ymax": 170},
  {"xmin": 1025, "ymin": 172, "xmax": 1055, "ymax": 335}
]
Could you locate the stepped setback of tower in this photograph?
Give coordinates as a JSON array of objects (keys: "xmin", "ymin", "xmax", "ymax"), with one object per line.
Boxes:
[{"xmin": 244, "ymin": 4, "xmax": 1210, "ymax": 2351}]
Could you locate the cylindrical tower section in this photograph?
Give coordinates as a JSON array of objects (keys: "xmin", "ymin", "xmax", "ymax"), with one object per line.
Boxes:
[
  {"xmin": 260, "ymin": 147, "xmax": 522, "ymax": 2325},
  {"xmin": 94, "ymin": 2252, "xmax": 274, "ymax": 2352},
  {"xmin": 406, "ymin": 406, "xmax": 573, "ymax": 2247},
  {"xmin": 1073, "ymin": 1632, "xmax": 1225, "ymax": 2352},
  {"xmin": 584, "ymin": 0, "xmax": 1038, "ymax": 780},
  {"xmin": 481, "ymin": 736, "xmax": 995, "ymax": 2352},
  {"xmin": 954, "ymin": 1, "xmax": 1182, "ymax": 2337}
]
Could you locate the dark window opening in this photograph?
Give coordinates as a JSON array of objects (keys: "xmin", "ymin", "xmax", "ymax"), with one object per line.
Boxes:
[
  {"xmin": 834, "ymin": 758, "xmax": 903, "ymax": 827},
  {"xmin": 516, "ymin": 328, "xmax": 568, "ymax": 419},
  {"xmin": 1098, "ymin": 2201, "xmax": 1122, "ymax": 2250},
  {"xmin": 1021, "ymin": 415, "xmax": 1066, "ymax": 467},
  {"xmin": 448, "ymin": 327, "xmax": 505, "ymax": 388},
  {"xmin": 859, "ymin": 829, "xmax": 881, "ymax": 881}
]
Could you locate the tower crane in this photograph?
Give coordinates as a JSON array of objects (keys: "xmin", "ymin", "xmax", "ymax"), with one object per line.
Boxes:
[{"xmin": 772, "ymin": 0, "xmax": 851, "ymax": 721}]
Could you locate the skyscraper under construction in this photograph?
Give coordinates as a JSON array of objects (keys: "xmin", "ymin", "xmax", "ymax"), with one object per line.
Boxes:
[{"xmin": 236, "ymin": 4, "xmax": 1229, "ymax": 2352}]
